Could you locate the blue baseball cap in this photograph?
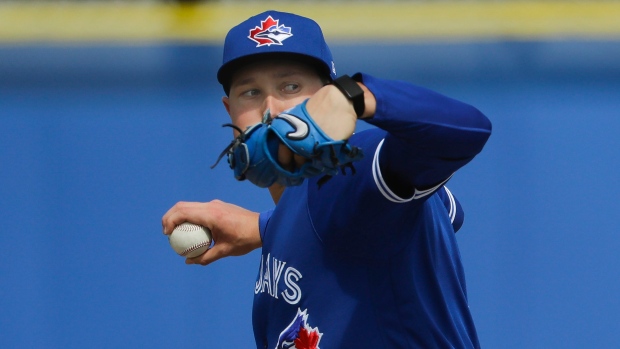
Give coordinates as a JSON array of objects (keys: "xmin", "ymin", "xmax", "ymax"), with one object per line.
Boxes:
[{"xmin": 217, "ymin": 10, "xmax": 337, "ymax": 94}]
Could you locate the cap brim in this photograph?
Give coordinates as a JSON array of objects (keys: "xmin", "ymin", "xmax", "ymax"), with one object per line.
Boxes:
[{"xmin": 217, "ymin": 52, "xmax": 332, "ymax": 95}]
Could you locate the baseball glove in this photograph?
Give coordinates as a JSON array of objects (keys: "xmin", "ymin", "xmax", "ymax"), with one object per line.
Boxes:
[{"xmin": 211, "ymin": 99, "xmax": 364, "ymax": 188}]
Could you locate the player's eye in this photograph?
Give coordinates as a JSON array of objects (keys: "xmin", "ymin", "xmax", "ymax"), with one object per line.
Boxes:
[
  {"xmin": 282, "ymin": 83, "xmax": 299, "ymax": 93},
  {"xmin": 241, "ymin": 89, "xmax": 260, "ymax": 97}
]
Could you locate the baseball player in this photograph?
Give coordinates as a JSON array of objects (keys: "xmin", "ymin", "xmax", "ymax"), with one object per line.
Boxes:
[{"xmin": 162, "ymin": 10, "xmax": 491, "ymax": 349}]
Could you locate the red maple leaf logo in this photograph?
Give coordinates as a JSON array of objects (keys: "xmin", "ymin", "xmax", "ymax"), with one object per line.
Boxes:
[
  {"xmin": 248, "ymin": 16, "xmax": 279, "ymax": 46},
  {"xmin": 294, "ymin": 327, "xmax": 321, "ymax": 349}
]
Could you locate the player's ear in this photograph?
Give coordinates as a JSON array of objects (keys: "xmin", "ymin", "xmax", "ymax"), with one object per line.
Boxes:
[{"xmin": 222, "ymin": 96, "xmax": 231, "ymax": 115}]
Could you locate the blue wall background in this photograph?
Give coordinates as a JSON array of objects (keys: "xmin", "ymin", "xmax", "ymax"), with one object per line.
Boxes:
[{"xmin": 1, "ymin": 41, "xmax": 619, "ymax": 348}]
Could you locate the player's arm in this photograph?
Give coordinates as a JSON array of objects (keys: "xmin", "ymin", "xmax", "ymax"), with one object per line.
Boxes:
[
  {"xmin": 354, "ymin": 73, "xmax": 492, "ymax": 198},
  {"xmin": 162, "ymin": 200, "xmax": 262, "ymax": 265}
]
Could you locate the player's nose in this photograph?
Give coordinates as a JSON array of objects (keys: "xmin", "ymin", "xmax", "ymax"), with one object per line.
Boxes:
[{"xmin": 263, "ymin": 95, "xmax": 286, "ymax": 117}]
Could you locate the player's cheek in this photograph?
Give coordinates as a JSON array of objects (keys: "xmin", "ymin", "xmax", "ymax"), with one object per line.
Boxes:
[{"xmin": 230, "ymin": 109, "xmax": 263, "ymax": 132}]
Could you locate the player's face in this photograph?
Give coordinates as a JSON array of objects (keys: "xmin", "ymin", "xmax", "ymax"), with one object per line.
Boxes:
[{"xmin": 223, "ymin": 60, "xmax": 325, "ymax": 133}]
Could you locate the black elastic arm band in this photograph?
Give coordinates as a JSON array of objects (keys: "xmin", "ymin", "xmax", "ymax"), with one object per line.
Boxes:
[{"xmin": 332, "ymin": 75, "xmax": 365, "ymax": 118}]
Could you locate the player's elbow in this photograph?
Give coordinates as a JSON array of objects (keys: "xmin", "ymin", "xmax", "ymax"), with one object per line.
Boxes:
[{"xmin": 454, "ymin": 107, "xmax": 492, "ymax": 157}]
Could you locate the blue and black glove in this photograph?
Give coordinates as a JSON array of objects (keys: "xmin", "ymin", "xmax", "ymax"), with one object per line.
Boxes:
[{"xmin": 212, "ymin": 99, "xmax": 364, "ymax": 188}]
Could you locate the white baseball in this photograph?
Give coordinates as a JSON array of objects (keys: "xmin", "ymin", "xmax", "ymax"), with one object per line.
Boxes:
[{"xmin": 168, "ymin": 222, "xmax": 212, "ymax": 258}]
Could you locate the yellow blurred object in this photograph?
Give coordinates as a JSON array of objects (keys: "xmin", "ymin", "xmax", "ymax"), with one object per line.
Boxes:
[{"xmin": 1, "ymin": 1, "xmax": 619, "ymax": 43}]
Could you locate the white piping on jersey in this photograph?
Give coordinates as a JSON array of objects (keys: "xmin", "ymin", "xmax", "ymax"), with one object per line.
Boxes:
[
  {"xmin": 372, "ymin": 138, "xmax": 453, "ymax": 203},
  {"xmin": 444, "ymin": 186, "xmax": 456, "ymax": 224},
  {"xmin": 372, "ymin": 139, "xmax": 410, "ymax": 203}
]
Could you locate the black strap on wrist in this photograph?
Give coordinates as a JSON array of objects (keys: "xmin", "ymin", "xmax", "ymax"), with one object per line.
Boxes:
[{"xmin": 332, "ymin": 74, "xmax": 365, "ymax": 118}]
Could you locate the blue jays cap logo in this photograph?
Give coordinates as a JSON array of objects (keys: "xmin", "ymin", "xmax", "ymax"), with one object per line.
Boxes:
[
  {"xmin": 248, "ymin": 15, "xmax": 293, "ymax": 47},
  {"xmin": 275, "ymin": 308, "xmax": 322, "ymax": 349}
]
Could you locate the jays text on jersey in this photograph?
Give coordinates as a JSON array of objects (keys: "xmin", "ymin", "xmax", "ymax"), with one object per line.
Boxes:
[{"xmin": 252, "ymin": 73, "xmax": 492, "ymax": 349}]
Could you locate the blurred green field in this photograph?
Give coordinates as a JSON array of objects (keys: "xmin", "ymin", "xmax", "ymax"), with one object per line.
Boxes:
[{"xmin": 1, "ymin": 1, "xmax": 620, "ymax": 43}]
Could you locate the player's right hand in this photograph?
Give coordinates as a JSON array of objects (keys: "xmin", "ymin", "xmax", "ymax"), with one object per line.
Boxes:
[{"xmin": 162, "ymin": 200, "xmax": 262, "ymax": 266}]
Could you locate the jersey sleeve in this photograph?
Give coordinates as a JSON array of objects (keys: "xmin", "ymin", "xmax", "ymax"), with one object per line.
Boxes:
[
  {"xmin": 437, "ymin": 186, "xmax": 464, "ymax": 233},
  {"xmin": 354, "ymin": 73, "xmax": 492, "ymax": 199},
  {"xmin": 258, "ymin": 208, "xmax": 274, "ymax": 241}
]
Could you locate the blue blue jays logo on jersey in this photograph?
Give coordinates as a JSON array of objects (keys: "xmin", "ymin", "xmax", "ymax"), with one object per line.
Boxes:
[
  {"xmin": 248, "ymin": 16, "xmax": 293, "ymax": 47},
  {"xmin": 275, "ymin": 308, "xmax": 322, "ymax": 349}
]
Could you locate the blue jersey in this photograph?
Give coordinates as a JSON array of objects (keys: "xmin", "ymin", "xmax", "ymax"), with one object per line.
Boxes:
[{"xmin": 252, "ymin": 74, "xmax": 492, "ymax": 349}]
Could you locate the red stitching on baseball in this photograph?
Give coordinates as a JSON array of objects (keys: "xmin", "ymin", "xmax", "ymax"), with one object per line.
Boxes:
[{"xmin": 181, "ymin": 240, "xmax": 211, "ymax": 256}]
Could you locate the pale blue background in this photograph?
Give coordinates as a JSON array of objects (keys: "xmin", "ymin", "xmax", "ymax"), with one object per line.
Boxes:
[{"xmin": 1, "ymin": 41, "xmax": 619, "ymax": 348}]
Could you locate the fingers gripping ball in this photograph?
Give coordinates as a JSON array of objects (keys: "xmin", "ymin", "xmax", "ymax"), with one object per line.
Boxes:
[
  {"xmin": 168, "ymin": 222, "xmax": 212, "ymax": 258},
  {"xmin": 211, "ymin": 99, "xmax": 364, "ymax": 188}
]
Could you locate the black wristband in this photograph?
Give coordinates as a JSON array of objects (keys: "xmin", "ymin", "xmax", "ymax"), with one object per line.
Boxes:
[{"xmin": 332, "ymin": 75, "xmax": 365, "ymax": 118}]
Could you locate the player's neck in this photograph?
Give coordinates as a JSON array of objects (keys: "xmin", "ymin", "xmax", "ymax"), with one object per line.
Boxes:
[{"xmin": 268, "ymin": 184, "xmax": 285, "ymax": 204}]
